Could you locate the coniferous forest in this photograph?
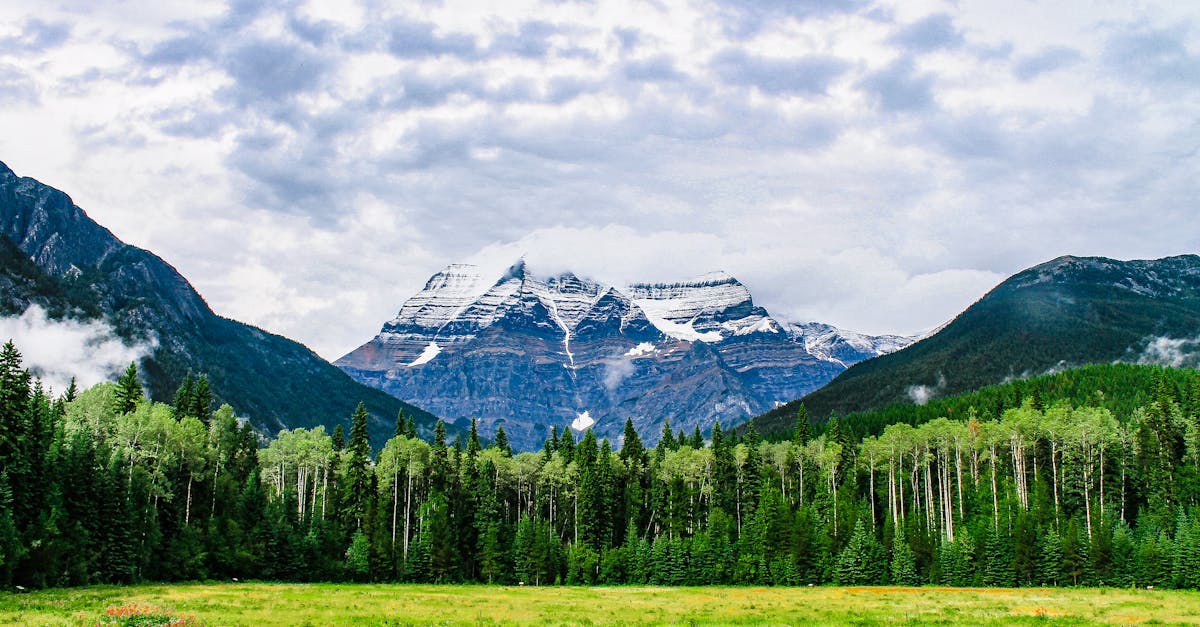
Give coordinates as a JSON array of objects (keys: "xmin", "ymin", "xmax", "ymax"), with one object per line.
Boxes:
[{"xmin": 5, "ymin": 339, "xmax": 1200, "ymax": 590}]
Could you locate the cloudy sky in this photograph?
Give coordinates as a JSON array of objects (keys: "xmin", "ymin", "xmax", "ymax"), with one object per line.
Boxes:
[{"xmin": 1, "ymin": 0, "xmax": 1197, "ymax": 359}]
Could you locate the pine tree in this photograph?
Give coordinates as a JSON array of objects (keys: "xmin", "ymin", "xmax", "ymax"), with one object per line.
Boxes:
[
  {"xmin": 710, "ymin": 421, "xmax": 735, "ymax": 517},
  {"xmin": 793, "ymin": 404, "xmax": 812, "ymax": 447},
  {"xmin": 467, "ymin": 418, "xmax": 481, "ymax": 459},
  {"xmin": 345, "ymin": 530, "xmax": 371, "ymax": 581},
  {"xmin": 332, "ymin": 424, "xmax": 346, "ymax": 451},
  {"xmin": 982, "ymin": 527, "xmax": 1015, "ymax": 587},
  {"xmin": 834, "ymin": 519, "xmax": 885, "ymax": 585},
  {"xmin": 494, "ymin": 426, "xmax": 512, "ymax": 456},
  {"xmin": 1038, "ymin": 529, "xmax": 1063, "ymax": 586},
  {"xmin": 659, "ymin": 419, "xmax": 676, "ymax": 451},
  {"xmin": 394, "ymin": 410, "xmax": 407, "ymax": 438},
  {"xmin": 63, "ymin": 377, "xmax": 78, "ymax": 403},
  {"xmin": 343, "ymin": 403, "xmax": 372, "ymax": 530},
  {"xmin": 1111, "ymin": 522, "xmax": 1135, "ymax": 588},
  {"xmin": 190, "ymin": 375, "xmax": 212, "ymax": 422},
  {"xmin": 172, "ymin": 373, "xmax": 194, "ymax": 421},
  {"xmin": 620, "ymin": 418, "xmax": 644, "ymax": 462},
  {"xmin": 890, "ymin": 525, "xmax": 920, "ymax": 586},
  {"xmin": 112, "ymin": 362, "xmax": 143, "ymax": 415},
  {"xmin": 1173, "ymin": 511, "xmax": 1200, "ymax": 589}
]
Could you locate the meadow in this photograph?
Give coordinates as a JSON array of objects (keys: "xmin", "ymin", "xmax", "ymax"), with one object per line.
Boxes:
[{"xmin": 2, "ymin": 583, "xmax": 1199, "ymax": 626}]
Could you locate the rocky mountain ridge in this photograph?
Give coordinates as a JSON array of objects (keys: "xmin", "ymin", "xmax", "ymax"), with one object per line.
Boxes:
[
  {"xmin": 338, "ymin": 259, "xmax": 912, "ymax": 450},
  {"xmin": 0, "ymin": 160, "xmax": 442, "ymax": 444}
]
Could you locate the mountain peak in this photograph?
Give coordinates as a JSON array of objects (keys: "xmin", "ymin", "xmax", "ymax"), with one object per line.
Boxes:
[
  {"xmin": 501, "ymin": 258, "xmax": 528, "ymax": 281},
  {"xmin": 340, "ymin": 259, "xmax": 913, "ymax": 450}
]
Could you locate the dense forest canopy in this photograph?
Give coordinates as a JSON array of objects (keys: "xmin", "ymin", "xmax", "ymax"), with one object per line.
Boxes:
[{"xmin": 3, "ymin": 340, "xmax": 1200, "ymax": 589}]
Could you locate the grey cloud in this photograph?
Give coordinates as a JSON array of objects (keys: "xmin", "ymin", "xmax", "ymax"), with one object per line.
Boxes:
[
  {"xmin": 288, "ymin": 14, "xmax": 337, "ymax": 46},
  {"xmin": 1105, "ymin": 24, "xmax": 1200, "ymax": 87},
  {"xmin": 153, "ymin": 107, "xmax": 232, "ymax": 138},
  {"xmin": 385, "ymin": 18, "xmax": 477, "ymax": 59},
  {"xmin": 0, "ymin": 64, "xmax": 40, "ymax": 105},
  {"xmin": 141, "ymin": 34, "xmax": 214, "ymax": 66},
  {"xmin": 889, "ymin": 13, "xmax": 963, "ymax": 52},
  {"xmin": 858, "ymin": 56, "xmax": 935, "ymax": 112},
  {"xmin": 921, "ymin": 113, "xmax": 1010, "ymax": 161},
  {"xmin": 227, "ymin": 127, "xmax": 338, "ymax": 217},
  {"xmin": 0, "ymin": 19, "xmax": 71, "ymax": 53},
  {"xmin": 221, "ymin": 0, "xmax": 271, "ymax": 31},
  {"xmin": 614, "ymin": 27, "xmax": 640, "ymax": 51},
  {"xmin": 624, "ymin": 55, "xmax": 684, "ymax": 82},
  {"xmin": 222, "ymin": 39, "xmax": 331, "ymax": 106},
  {"xmin": 711, "ymin": 49, "xmax": 850, "ymax": 95},
  {"xmin": 489, "ymin": 21, "xmax": 561, "ymax": 59},
  {"xmin": 1013, "ymin": 46, "xmax": 1082, "ymax": 81},
  {"xmin": 368, "ymin": 70, "xmax": 538, "ymax": 111},
  {"xmin": 713, "ymin": 0, "xmax": 868, "ymax": 39}
]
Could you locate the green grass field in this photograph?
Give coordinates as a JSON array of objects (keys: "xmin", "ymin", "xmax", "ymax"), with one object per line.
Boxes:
[{"xmin": 2, "ymin": 583, "xmax": 1199, "ymax": 625}]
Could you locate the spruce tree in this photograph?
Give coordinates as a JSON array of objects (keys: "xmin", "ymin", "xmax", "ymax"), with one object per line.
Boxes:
[
  {"xmin": 793, "ymin": 404, "xmax": 812, "ymax": 447},
  {"xmin": 63, "ymin": 377, "xmax": 78, "ymax": 403},
  {"xmin": 659, "ymin": 419, "xmax": 676, "ymax": 451},
  {"xmin": 834, "ymin": 519, "xmax": 885, "ymax": 585},
  {"xmin": 394, "ymin": 410, "xmax": 407, "ymax": 438},
  {"xmin": 467, "ymin": 418, "xmax": 481, "ymax": 459},
  {"xmin": 494, "ymin": 426, "xmax": 512, "ymax": 456},
  {"xmin": 982, "ymin": 528, "xmax": 1015, "ymax": 587},
  {"xmin": 172, "ymin": 373, "xmax": 194, "ymax": 420},
  {"xmin": 890, "ymin": 525, "xmax": 920, "ymax": 586},
  {"xmin": 1038, "ymin": 529, "xmax": 1063, "ymax": 586},
  {"xmin": 343, "ymin": 403, "xmax": 372, "ymax": 530},
  {"xmin": 112, "ymin": 362, "xmax": 143, "ymax": 415},
  {"xmin": 620, "ymin": 418, "xmax": 644, "ymax": 462},
  {"xmin": 190, "ymin": 374, "xmax": 212, "ymax": 422},
  {"xmin": 1111, "ymin": 522, "xmax": 1135, "ymax": 588}
]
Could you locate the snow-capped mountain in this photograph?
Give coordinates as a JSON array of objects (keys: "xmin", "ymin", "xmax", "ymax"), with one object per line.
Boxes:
[{"xmin": 337, "ymin": 260, "xmax": 912, "ymax": 450}]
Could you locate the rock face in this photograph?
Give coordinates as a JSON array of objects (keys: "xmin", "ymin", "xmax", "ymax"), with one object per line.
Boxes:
[
  {"xmin": 338, "ymin": 260, "xmax": 912, "ymax": 450},
  {"xmin": 0, "ymin": 160, "xmax": 441, "ymax": 444}
]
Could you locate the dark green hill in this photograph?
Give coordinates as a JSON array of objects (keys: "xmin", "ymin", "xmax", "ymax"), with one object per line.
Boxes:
[
  {"xmin": 753, "ymin": 254, "xmax": 1200, "ymax": 436},
  {"xmin": 820, "ymin": 363, "xmax": 1199, "ymax": 440},
  {"xmin": 0, "ymin": 160, "xmax": 441, "ymax": 444}
]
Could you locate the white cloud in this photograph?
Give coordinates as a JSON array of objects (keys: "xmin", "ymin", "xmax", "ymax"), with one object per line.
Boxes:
[
  {"xmin": 602, "ymin": 355, "xmax": 636, "ymax": 392},
  {"xmin": 0, "ymin": 0, "xmax": 1196, "ymax": 360},
  {"xmin": 1137, "ymin": 336, "xmax": 1200, "ymax": 369},
  {"xmin": 0, "ymin": 305, "xmax": 156, "ymax": 394},
  {"xmin": 906, "ymin": 373, "xmax": 946, "ymax": 405}
]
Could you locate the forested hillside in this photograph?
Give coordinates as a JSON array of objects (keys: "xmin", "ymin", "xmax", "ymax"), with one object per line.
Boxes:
[
  {"xmin": 753, "ymin": 254, "xmax": 1200, "ymax": 436},
  {"xmin": 0, "ymin": 161, "xmax": 441, "ymax": 444},
  {"xmin": 4, "ymin": 337, "xmax": 1200, "ymax": 589}
]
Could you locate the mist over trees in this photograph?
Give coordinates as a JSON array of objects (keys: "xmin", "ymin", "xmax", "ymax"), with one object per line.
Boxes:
[{"xmin": 3, "ymin": 339, "xmax": 1200, "ymax": 589}]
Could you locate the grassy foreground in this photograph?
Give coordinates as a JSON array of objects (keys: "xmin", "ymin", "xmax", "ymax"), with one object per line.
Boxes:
[{"xmin": 2, "ymin": 583, "xmax": 1199, "ymax": 625}]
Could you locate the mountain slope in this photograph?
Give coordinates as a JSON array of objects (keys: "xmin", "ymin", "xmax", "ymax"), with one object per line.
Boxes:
[
  {"xmin": 338, "ymin": 260, "xmax": 912, "ymax": 450},
  {"xmin": 0, "ymin": 160, "xmax": 440, "ymax": 443},
  {"xmin": 751, "ymin": 254, "xmax": 1200, "ymax": 436}
]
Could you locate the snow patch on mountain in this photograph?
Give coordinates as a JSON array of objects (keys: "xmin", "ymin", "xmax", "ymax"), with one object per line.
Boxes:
[
  {"xmin": 636, "ymin": 301, "xmax": 725, "ymax": 343},
  {"xmin": 571, "ymin": 411, "xmax": 595, "ymax": 431},
  {"xmin": 789, "ymin": 321, "xmax": 914, "ymax": 365},
  {"xmin": 625, "ymin": 342, "xmax": 657, "ymax": 357},
  {"xmin": 390, "ymin": 264, "xmax": 492, "ymax": 332},
  {"xmin": 409, "ymin": 341, "xmax": 441, "ymax": 366}
]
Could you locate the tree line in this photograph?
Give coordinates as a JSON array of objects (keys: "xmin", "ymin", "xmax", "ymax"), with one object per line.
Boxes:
[{"xmin": 3, "ymin": 340, "xmax": 1200, "ymax": 589}]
